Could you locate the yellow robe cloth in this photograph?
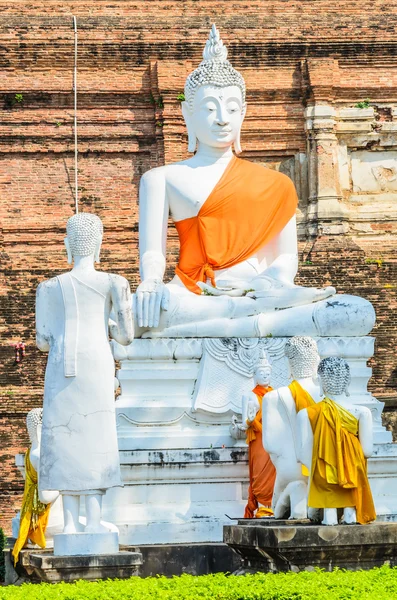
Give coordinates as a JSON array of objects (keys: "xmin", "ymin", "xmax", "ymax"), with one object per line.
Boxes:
[
  {"xmin": 244, "ymin": 385, "xmax": 276, "ymax": 518},
  {"xmin": 288, "ymin": 380, "xmax": 316, "ymax": 476},
  {"xmin": 12, "ymin": 449, "xmax": 50, "ymax": 565},
  {"xmin": 307, "ymin": 397, "xmax": 376, "ymax": 524}
]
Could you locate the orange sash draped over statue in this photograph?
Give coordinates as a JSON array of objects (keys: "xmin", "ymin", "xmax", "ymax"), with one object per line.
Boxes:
[
  {"xmin": 244, "ymin": 384, "xmax": 276, "ymax": 518},
  {"xmin": 175, "ymin": 156, "xmax": 298, "ymax": 294},
  {"xmin": 307, "ymin": 398, "xmax": 376, "ymax": 524}
]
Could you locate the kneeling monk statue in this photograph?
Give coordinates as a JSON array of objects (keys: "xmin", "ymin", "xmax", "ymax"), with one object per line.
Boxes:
[
  {"xmin": 135, "ymin": 25, "xmax": 375, "ymax": 339},
  {"xmin": 297, "ymin": 357, "xmax": 376, "ymax": 525},
  {"xmin": 241, "ymin": 350, "xmax": 275, "ymax": 518}
]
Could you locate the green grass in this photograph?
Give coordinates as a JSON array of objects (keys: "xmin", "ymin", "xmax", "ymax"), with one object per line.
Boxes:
[{"xmin": 1, "ymin": 566, "xmax": 397, "ymax": 599}]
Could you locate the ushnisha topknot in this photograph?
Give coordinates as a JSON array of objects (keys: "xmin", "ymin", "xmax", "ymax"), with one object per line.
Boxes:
[
  {"xmin": 257, "ymin": 348, "xmax": 271, "ymax": 370},
  {"xmin": 184, "ymin": 24, "xmax": 246, "ymax": 110},
  {"xmin": 26, "ymin": 407, "xmax": 43, "ymax": 443},
  {"xmin": 284, "ymin": 336, "xmax": 320, "ymax": 379},
  {"xmin": 66, "ymin": 213, "xmax": 103, "ymax": 257},
  {"xmin": 318, "ymin": 357, "xmax": 351, "ymax": 396}
]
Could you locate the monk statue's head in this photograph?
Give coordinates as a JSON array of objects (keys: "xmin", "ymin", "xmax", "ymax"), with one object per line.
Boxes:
[
  {"xmin": 64, "ymin": 213, "xmax": 103, "ymax": 264},
  {"xmin": 183, "ymin": 24, "xmax": 246, "ymax": 154},
  {"xmin": 285, "ymin": 336, "xmax": 320, "ymax": 379},
  {"xmin": 254, "ymin": 349, "xmax": 271, "ymax": 386},
  {"xmin": 318, "ymin": 357, "xmax": 351, "ymax": 397},
  {"xmin": 26, "ymin": 407, "xmax": 43, "ymax": 445}
]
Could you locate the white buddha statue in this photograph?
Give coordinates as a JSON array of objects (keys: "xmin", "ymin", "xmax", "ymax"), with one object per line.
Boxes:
[
  {"xmin": 262, "ymin": 337, "xmax": 322, "ymax": 519},
  {"xmin": 297, "ymin": 357, "xmax": 376, "ymax": 525},
  {"xmin": 134, "ymin": 24, "xmax": 375, "ymax": 339},
  {"xmin": 36, "ymin": 213, "xmax": 134, "ymax": 539}
]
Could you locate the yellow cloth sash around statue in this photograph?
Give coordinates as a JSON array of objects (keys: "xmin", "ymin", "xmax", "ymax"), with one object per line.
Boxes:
[
  {"xmin": 12, "ymin": 449, "xmax": 50, "ymax": 565},
  {"xmin": 288, "ymin": 380, "xmax": 316, "ymax": 476},
  {"xmin": 307, "ymin": 397, "xmax": 376, "ymax": 524}
]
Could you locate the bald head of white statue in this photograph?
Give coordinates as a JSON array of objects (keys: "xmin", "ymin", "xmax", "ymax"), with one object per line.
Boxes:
[{"xmin": 182, "ymin": 24, "xmax": 247, "ymax": 153}]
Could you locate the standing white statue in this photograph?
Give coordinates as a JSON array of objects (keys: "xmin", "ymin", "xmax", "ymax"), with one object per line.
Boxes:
[
  {"xmin": 297, "ymin": 357, "xmax": 376, "ymax": 525},
  {"xmin": 36, "ymin": 213, "xmax": 134, "ymax": 543},
  {"xmin": 241, "ymin": 351, "xmax": 276, "ymax": 518},
  {"xmin": 262, "ymin": 337, "xmax": 322, "ymax": 519},
  {"xmin": 134, "ymin": 24, "xmax": 374, "ymax": 339}
]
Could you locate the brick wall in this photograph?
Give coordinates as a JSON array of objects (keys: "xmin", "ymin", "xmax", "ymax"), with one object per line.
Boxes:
[{"xmin": 0, "ymin": 2, "xmax": 396, "ymax": 532}]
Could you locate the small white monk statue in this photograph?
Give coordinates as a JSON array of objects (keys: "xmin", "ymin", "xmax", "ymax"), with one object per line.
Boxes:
[
  {"xmin": 135, "ymin": 24, "xmax": 375, "ymax": 339},
  {"xmin": 262, "ymin": 337, "xmax": 322, "ymax": 519},
  {"xmin": 36, "ymin": 213, "xmax": 134, "ymax": 541},
  {"xmin": 12, "ymin": 408, "xmax": 57, "ymax": 564},
  {"xmin": 241, "ymin": 350, "xmax": 275, "ymax": 518},
  {"xmin": 297, "ymin": 357, "xmax": 376, "ymax": 525}
]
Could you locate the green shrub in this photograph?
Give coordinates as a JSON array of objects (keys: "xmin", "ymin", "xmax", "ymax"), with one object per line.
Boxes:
[
  {"xmin": 0, "ymin": 527, "xmax": 4, "ymax": 582},
  {"xmin": 1, "ymin": 566, "xmax": 397, "ymax": 599}
]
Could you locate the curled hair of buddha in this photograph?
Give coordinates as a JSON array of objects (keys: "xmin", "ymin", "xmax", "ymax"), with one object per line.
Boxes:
[
  {"xmin": 284, "ymin": 336, "xmax": 319, "ymax": 379},
  {"xmin": 66, "ymin": 213, "xmax": 103, "ymax": 257},
  {"xmin": 26, "ymin": 407, "xmax": 43, "ymax": 443},
  {"xmin": 184, "ymin": 24, "xmax": 246, "ymax": 110},
  {"xmin": 318, "ymin": 357, "xmax": 351, "ymax": 396}
]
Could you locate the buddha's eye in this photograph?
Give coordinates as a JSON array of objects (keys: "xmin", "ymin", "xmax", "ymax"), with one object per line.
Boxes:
[
  {"xmin": 204, "ymin": 103, "xmax": 217, "ymax": 113},
  {"xmin": 227, "ymin": 103, "xmax": 240, "ymax": 113}
]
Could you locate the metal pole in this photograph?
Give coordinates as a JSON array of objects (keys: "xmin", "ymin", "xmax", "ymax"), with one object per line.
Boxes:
[{"xmin": 73, "ymin": 16, "xmax": 78, "ymax": 214}]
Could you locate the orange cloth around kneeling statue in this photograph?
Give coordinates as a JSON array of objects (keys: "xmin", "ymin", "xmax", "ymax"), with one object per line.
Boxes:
[
  {"xmin": 174, "ymin": 156, "xmax": 298, "ymax": 294},
  {"xmin": 12, "ymin": 449, "xmax": 50, "ymax": 565},
  {"xmin": 244, "ymin": 384, "xmax": 276, "ymax": 518},
  {"xmin": 289, "ymin": 380, "xmax": 316, "ymax": 476},
  {"xmin": 307, "ymin": 397, "xmax": 376, "ymax": 525}
]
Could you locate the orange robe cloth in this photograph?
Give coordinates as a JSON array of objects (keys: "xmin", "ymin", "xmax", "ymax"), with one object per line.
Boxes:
[
  {"xmin": 307, "ymin": 398, "xmax": 376, "ymax": 525},
  {"xmin": 244, "ymin": 384, "xmax": 276, "ymax": 518},
  {"xmin": 175, "ymin": 156, "xmax": 298, "ymax": 294},
  {"xmin": 289, "ymin": 380, "xmax": 316, "ymax": 476}
]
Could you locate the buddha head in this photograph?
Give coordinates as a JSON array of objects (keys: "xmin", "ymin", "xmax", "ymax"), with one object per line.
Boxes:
[
  {"xmin": 254, "ymin": 349, "xmax": 271, "ymax": 386},
  {"xmin": 27, "ymin": 407, "xmax": 43, "ymax": 445},
  {"xmin": 318, "ymin": 357, "xmax": 351, "ymax": 397},
  {"xmin": 183, "ymin": 24, "xmax": 246, "ymax": 154},
  {"xmin": 64, "ymin": 213, "xmax": 103, "ymax": 264},
  {"xmin": 284, "ymin": 336, "xmax": 320, "ymax": 380}
]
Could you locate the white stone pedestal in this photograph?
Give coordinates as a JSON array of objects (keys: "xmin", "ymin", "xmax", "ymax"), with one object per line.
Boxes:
[
  {"xmin": 105, "ymin": 336, "xmax": 394, "ymax": 545},
  {"xmin": 53, "ymin": 532, "xmax": 119, "ymax": 556}
]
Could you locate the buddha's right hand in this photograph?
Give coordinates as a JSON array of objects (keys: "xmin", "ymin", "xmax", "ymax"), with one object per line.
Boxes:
[{"xmin": 135, "ymin": 279, "xmax": 169, "ymax": 328}]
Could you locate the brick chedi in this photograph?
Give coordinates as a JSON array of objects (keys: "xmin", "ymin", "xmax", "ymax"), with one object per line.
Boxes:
[{"xmin": 0, "ymin": 1, "xmax": 396, "ymax": 532}]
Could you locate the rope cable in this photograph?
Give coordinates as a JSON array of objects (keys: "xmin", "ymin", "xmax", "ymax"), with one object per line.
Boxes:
[{"xmin": 73, "ymin": 16, "xmax": 78, "ymax": 214}]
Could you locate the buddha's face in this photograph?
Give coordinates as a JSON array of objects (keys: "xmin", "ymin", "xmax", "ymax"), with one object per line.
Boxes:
[
  {"xmin": 185, "ymin": 85, "xmax": 245, "ymax": 150},
  {"xmin": 254, "ymin": 366, "xmax": 271, "ymax": 387}
]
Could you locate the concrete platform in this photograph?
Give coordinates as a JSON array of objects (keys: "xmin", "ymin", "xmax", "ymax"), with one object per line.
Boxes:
[
  {"xmin": 224, "ymin": 519, "xmax": 397, "ymax": 573},
  {"xmin": 5, "ymin": 547, "xmax": 142, "ymax": 584},
  {"xmin": 4, "ymin": 541, "xmax": 240, "ymax": 584}
]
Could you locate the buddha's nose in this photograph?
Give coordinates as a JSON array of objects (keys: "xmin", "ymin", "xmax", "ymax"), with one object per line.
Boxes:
[{"xmin": 217, "ymin": 107, "xmax": 230, "ymax": 126}]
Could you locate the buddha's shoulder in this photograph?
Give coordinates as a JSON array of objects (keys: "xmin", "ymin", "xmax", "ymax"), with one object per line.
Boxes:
[
  {"xmin": 237, "ymin": 158, "xmax": 295, "ymax": 188},
  {"xmin": 140, "ymin": 162, "xmax": 189, "ymax": 186}
]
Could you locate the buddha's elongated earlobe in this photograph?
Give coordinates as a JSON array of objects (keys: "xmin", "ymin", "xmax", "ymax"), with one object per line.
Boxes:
[
  {"xmin": 64, "ymin": 237, "xmax": 73, "ymax": 265},
  {"xmin": 234, "ymin": 127, "xmax": 243, "ymax": 154},
  {"xmin": 94, "ymin": 237, "xmax": 102, "ymax": 263},
  {"xmin": 234, "ymin": 104, "xmax": 247, "ymax": 155},
  {"xmin": 182, "ymin": 101, "xmax": 197, "ymax": 153},
  {"xmin": 187, "ymin": 128, "xmax": 198, "ymax": 153}
]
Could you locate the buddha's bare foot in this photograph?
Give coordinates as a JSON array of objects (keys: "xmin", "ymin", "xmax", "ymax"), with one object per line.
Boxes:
[
  {"xmin": 63, "ymin": 522, "xmax": 84, "ymax": 534},
  {"xmin": 84, "ymin": 523, "xmax": 110, "ymax": 534},
  {"xmin": 248, "ymin": 285, "xmax": 335, "ymax": 309}
]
